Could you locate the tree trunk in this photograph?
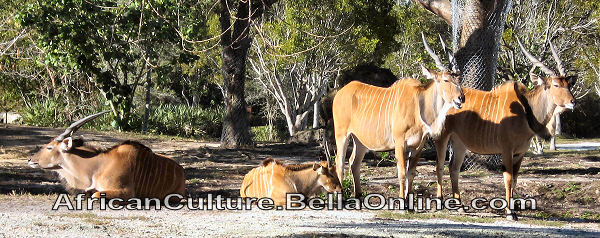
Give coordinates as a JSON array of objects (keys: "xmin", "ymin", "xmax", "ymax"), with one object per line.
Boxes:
[
  {"xmin": 218, "ymin": 0, "xmax": 275, "ymax": 148},
  {"xmin": 550, "ymin": 114, "xmax": 561, "ymax": 150},
  {"xmin": 413, "ymin": 0, "xmax": 511, "ymax": 90},
  {"xmin": 142, "ymin": 70, "xmax": 151, "ymax": 133},
  {"xmin": 312, "ymin": 101, "xmax": 319, "ymax": 129}
]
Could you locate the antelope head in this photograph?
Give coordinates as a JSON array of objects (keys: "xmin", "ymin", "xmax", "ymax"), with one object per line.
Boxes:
[
  {"xmin": 313, "ymin": 156, "xmax": 342, "ymax": 193},
  {"xmin": 517, "ymin": 38, "xmax": 577, "ymax": 111},
  {"xmin": 421, "ymin": 32, "xmax": 465, "ymax": 109},
  {"xmin": 28, "ymin": 111, "xmax": 110, "ymax": 169}
]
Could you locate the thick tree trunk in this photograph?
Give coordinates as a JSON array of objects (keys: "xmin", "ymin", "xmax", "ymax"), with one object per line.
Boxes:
[
  {"xmin": 219, "ymin": 0, "xmax": 253, "ymax": 148},
  {"xmin": 218, "ymin": 0, "xmax": 275, "ymax": 148},
  {"xmin": 413, "ymin": 0, "xmax": 510, "ymax": 91}
]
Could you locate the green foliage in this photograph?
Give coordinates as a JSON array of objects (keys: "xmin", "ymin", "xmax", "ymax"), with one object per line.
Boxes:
[
  {"xmin": 21, "ymin": 96, "xmax": 112, "ymax": 130},
  {"xmin": 21, "ymin": 99, "xmax": 66, "ymax": 128},
  {"xmin": 148, "ymin": 104, "xmax": 224, "ymax": 139},
  {"xmin": 382, "ymin": 2, "xmax": 451, "ymax": 78},
  {"xmin": 561, "ymin": 94, "xmax": 600, "ymax": 138},
  {"xmin": 18, "ymin": 0, "xmax": 186, "ymax": 130},
  {"xmin": 251, "ymin": 125, "xmax": 287, "ymax": 142},
  {"xmin": 341, "ymin": 174, "xmax": 355, "ymax": 200}
]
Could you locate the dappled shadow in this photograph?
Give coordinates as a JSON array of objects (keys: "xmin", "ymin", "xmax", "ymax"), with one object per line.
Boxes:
[
  {"xmin": 583, "ymin": 156, "xmax": 600, "ymax": 162},
  {"xmin": 529, "ymin": 167, "xmax": 600, "ymax": 175},
  {"xmin": 1, "ymin": 125, "xmax": 333, "ymax": 197},
  {"xmin": 280, "ymin": 233, "xmax": 387, "ymax": 238},
  {"xmin": 311, "ymin": 216, "xmax": 600, "ymax": 238},
  {"xmin": 0, "ymin": 163, "xmax": 67, "ymax": 195}
]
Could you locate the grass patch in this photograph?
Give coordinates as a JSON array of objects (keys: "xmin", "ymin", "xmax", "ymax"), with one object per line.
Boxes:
[
  {"xmin": 58, "ymin": 212, "xmax": 113, "ymax": 226},
  {"xmin": 55, "ymin": 212, "xmax": 150, "ymax": 226},
  {"xmin": 378, "ymin": 211, "xmax": 496, "ymax": 224},
  {"xmin": 521, "ymin": 218, "xmax": 567, "ymax": 227}
]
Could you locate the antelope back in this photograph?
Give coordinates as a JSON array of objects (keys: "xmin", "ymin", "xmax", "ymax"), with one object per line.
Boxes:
[
  {"xmin": 240, "ymin": 158, "xmax": 341, "ymax": 199},
  {"xmin": 121, "ymin": 142, "xmax": 186, "ymax": 198},
  {"xmin": 240, "ymin": 158, "xmax": 282, "ymax": 198}
]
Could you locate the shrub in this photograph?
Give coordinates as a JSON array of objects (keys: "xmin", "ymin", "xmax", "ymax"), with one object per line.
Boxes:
[
  {"xmin": 148, "ymin": 104, "xmax": 224, "ymax": 139},
  {"xmin": 21, "ymin": 97, "xmax": 112, "ymax": 130}
]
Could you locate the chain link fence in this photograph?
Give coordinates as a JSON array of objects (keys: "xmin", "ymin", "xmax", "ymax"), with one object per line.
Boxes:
[{"xmin": 451, "ymin": 0, "xmax": 512, "ymax": 171}]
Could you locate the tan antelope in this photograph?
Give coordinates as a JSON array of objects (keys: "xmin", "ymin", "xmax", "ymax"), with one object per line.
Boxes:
[
  {"xmin": 433, "ymin": 38, "xmax": 576, "ymax": 220},
  {"xmin": 332, "ymin": 34, "xmax": 464, "ymax": 199},
  {"xmin": 240, "ymin": 157, "xmax": 342, "ymax": 206},
  {"xmin": 28, "ymin": 111, "xmax": 186, "ymax": 203}
]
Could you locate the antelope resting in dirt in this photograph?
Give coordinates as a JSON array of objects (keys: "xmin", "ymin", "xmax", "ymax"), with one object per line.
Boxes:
[
  {"xmin": 28, "ymin": 111, "xmax": 186, "ymax": 203},
  {"xmin": 433, "ymin": 38, "xmax": 576, "ymax": 220},
  {"xmin": 332, "ymin": 34, "xmax": 464, "ymax": 199},
  {"xmin": 240, "ymin": 157, "xmax": 342, "ymax": 206}
]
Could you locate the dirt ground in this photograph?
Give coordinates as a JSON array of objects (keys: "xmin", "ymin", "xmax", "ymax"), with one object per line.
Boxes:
[{"xmin": 1, "ymin": 125, "xmax": 600, "ymax": 237}]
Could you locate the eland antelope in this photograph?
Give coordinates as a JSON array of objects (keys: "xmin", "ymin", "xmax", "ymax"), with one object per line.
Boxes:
[
  {"xmin": 332, "ymin": 34, "xmax": 464, "ymax": 199},
  {"xmin": 240, "ymin": 157, "xmax": 341, "ymax": 206},
  {"xmin": 433, "ymin": 38, "xmax": 576, "ymax": 220},
  {"xmin": 28, "ymin": 111, "xmax": 186, "ymax": 203}
]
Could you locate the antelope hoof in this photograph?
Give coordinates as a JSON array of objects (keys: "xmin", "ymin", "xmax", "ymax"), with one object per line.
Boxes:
[{"xmin": 507, "ymin": 213, "xmax": 518, "ymax": 221}]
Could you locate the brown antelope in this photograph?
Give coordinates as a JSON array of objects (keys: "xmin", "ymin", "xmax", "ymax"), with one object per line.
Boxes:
[
  {"xmin": 28, "ymin": 111, "xmax": 186, "ymax": 203},
  {"xmin": 240, "ymin": 157, "xmax": 342, "ymax": 206},
  {"xmin": 433, "ymin": 38, "xmax": 576, "ymax": 220},
  {"xmin": 332, "ymin": 33, "xmax": 464, "ymax": 199}
]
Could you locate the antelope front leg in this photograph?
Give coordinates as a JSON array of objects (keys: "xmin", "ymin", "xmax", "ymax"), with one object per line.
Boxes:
[
  {"xmin": 349, "ymin": 139, "xmax": 368, "ymax": 198},
  {"xmin": 334, "ymin": 135, "xmax": 350, "ymax": 195},
  {"xmin": 449, "ymin": 137, "xmax": 467, "ymax": 200},
  {"xmin": 395, "ymin": 142, "xmax": 407, "ymax": 199},
  {"xmin": 434, "ymin": 136, "xmax": 450, "ymax": 199},
  {"xmin": 512, "ymin": 154, "xmax": 525, "ymax": 195},
  {"xmin": 502, "ymin": 151, "xmax": 518, "ymax": 221},
  {"xmin": 406, "ymin": 140, "xmax": 426, "ymax": 196}
]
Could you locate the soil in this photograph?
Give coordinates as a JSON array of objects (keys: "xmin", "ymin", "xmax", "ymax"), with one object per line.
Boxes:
[{"xmin": 1, "ymin": 124, "xmax": 600, "ymax": 237}]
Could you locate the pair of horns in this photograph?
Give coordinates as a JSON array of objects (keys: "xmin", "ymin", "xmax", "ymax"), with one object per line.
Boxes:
[
  {"xmin": 421, "ymin": 32, "xmax": 458, "ymax": 73},
  {"xmin": 54, "ymin": 110, "xmax": 111, "ymax": 142},
  {"xmin": 516, "ymin": 37, "xmax": 566, "ymax": 76}
]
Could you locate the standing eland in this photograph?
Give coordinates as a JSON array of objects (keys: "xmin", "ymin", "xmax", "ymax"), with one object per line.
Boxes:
[{"xmin": 332, "ymin": 34, "xmax": 464, "ymax": 199}]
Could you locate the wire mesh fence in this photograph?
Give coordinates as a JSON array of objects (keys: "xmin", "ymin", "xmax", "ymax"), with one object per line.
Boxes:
[{"xmin": 451, "ymin": 0, "xmax": 513, "ymax": 170}]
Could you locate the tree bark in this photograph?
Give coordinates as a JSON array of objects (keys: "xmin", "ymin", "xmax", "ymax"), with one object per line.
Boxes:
[
  {"xmin": 143, "ymin": 69, "xmax": 151, "ymax": 133},
  {"xmin": 313, "ymin": 101, "xmax": 319, "ymax": 129},
  {"xmin": 413, "ymin": 0, "xmax": 510, "ymax": 91},
  {"xmin": 550, "ymin": 114, "xmax": 561, "ymax": 150},
  {"xmin": 218, "ymin": 0, "xmax": 275, "ymax": 149}
]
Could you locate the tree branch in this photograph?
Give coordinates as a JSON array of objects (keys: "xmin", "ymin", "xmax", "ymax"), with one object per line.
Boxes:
[{"xmin": 411, "ymin": 0, "xmax": 452, "ymax": 25}]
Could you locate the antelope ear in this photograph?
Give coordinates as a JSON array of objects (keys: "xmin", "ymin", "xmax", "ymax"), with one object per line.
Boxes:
[
  {"xmin": 421, "ymin": 65, "xmax": 435, "ymax": 80},
  {"xmin": 60, "ymin": 137, "xmax": 73, "ymax": 152},
  {"xmin": 567, "ymin": 75, "xmax": 578, "ymax": 86},
  {"xmin": 313, "ymin": 163, "xmax": 323, "ymax": 173},
  {"xmin": 530, "ymin": 73, "xmax": 545, "ymax": 87}
]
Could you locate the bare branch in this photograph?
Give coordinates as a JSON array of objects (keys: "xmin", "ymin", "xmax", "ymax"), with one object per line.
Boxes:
[{"xmin": 516, "ymin": 37, "xmax": 556, "ymax": 76}]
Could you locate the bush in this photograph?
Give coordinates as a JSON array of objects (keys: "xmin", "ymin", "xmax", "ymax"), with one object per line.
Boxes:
[
  {"xmin": 251, "ymin": 125, "xmax": 288, "ymax": 142},
  {"xmin": 148, "ymin": 104, "xmax": 224, "ymax": 139},
  {"xmin": 21, "ymin": 97, "xmax": 112, "ymax": 130},
  {"xmin": 561, "ymin": 94, "xmax": 600, "ymax": 138}
]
